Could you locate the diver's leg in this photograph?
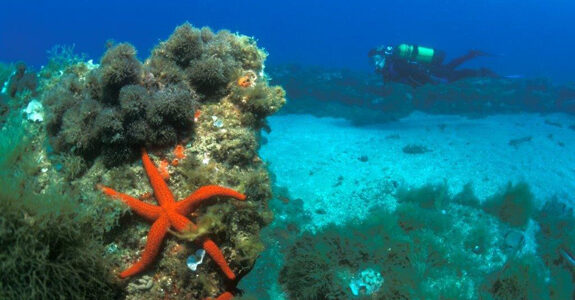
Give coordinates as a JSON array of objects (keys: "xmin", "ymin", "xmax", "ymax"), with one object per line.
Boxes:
[
  {"xmin": 478, "ymin": 68, "xmax": 498, "ymax": 78},
  {"xmin": 444, "ymin": 50, "xmax": 488, "ymax": 70}
]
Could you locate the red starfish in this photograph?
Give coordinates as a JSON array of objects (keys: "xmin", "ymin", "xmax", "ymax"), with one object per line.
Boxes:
[
  {"xmin": 99, "ymin": 148, "xmax": 246, "ymax": 280},
  {"xmin": 205, "ymin": 291, "xmax": 234, "ymax": 300}
]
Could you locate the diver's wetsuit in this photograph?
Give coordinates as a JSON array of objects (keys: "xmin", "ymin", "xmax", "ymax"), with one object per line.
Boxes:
[
  {"xmin": 371, "ymin": 46, "xmax": 498, "ymax": 88},
  {"xmin": 432, "ymin": 50, "xmax": 499, "ymax": 83}
]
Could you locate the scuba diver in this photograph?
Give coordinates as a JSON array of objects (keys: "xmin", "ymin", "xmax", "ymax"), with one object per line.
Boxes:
[{"xmin": 368, "ymin": 44, "xmax": 499, "ymax": 87}]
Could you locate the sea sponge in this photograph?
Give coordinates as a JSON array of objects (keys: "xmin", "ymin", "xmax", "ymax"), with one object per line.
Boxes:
[{"xmin": 85, "ymin": 69, "xmax": 104, "ymax": 99}]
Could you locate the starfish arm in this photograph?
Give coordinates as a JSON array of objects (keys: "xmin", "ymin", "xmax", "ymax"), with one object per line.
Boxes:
[
  {"xmin": 202, "ymin": 238, "xmax": 236, "ymax": 281},
  {"xmin": 120, "ymin": 214, "xmax": 170, "ymax": 278},
  {"xmin": 176, "ymin": 185, "xmax": 246, "ymax": 215},
  {"xmin": 166, "ymin": 210, "xmax": 197, "ymax": 232},
  {"xmin": 141, "ymin": 148, "xmax": 176, "ymax": 207},
  {"xmin": 99, "ymin": 185, "xmax": 162, "ymax": 221},
  {"xmin": 205, "ymin": 291, "xmax": 234, "ymax": 300},
  {"xmin": 217, "ymin": 292, "xmax": 234, "ymax": 300}
]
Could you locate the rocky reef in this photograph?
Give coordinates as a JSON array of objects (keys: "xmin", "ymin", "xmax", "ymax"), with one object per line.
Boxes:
[
  {"xmin": 0, "ymin": 22, "xmax": 285, "ymax": 299},
  {"xmin": 44, "ymin": 23, "xmax": 284, "ymax": 167},
  {"xmin": 270, "ymin": 65, "xmax": 575, "ymax": 125}
]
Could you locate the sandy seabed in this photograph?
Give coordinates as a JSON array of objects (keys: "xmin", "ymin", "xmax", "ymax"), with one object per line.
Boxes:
[{"xmin": 260, "ymin": 112, "xmax": 575, "ymax": 231}]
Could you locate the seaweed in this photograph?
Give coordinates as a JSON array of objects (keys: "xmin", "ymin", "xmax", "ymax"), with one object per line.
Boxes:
[
  {"xmin": 395, "ymin": 182, "xmax": 450, "ymax": 210},
  {"xmin": 479, "ymin": 254, "xmax": 549, "ymax": 300},
  {"xmin": 534, "ymin": 198, "xmax": 575, "ymax": 299},
  {"xmin": 45, "ymin": 53, "xmax": 199, "ymax": 166},
  {"xmin": 44, "ymin": 23, "xmax": 283, "ymax": 167},
  {"xmin": 452, "ymin": 182, "xmax": 481, "ymax": 208},
  {"xmin": 0, "ymin": 62, "xmax": 13, "ymax": 89},
  {"xmin": 0, "ymin": 119, "xmax": 120, "ymax": 299},
  {"xmin": 280, "ymin": 183, "xmax": 507, "ymax": 299},
  {"xmin": 99, "ymin": 43, "xmax": 142, "ymax": 103},
  {"xmin": 157, "ymin": 23, "xmax": 204, "ymax": 68},
  {"xmin": 280, "ymin": 180, "xmax": 575, "ymax": 299},
  {"xmin": 482, "ymin": 182, "xmax": 535, "ymax": 229},
  {"xmin": 6, "ymin": 62, "xmax": 37, "ymax": 98}
]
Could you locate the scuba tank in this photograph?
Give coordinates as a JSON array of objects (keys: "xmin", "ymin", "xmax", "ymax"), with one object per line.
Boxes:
[{"xmin": 396, "ymin": 44, "xmax": 438, "ymax": 64}]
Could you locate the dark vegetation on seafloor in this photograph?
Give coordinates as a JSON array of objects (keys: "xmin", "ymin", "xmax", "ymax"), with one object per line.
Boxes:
[
  {"xmin": 0, "ymin": 118, "xmax": 122, "ymax": 299},
  {"xmin": 277, "ymin": 182, "xmax": 575, "ymax": 299},
  {"xmin": 268, "ymin": 65, "xmax": 575, "ymax": 125},
  {"xmin": 0, "ymin": 23, "xmax": 285, "ymax": 299}
]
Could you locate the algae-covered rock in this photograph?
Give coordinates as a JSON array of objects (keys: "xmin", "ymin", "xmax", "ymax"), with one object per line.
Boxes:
[
  {"xmin": 38, "ymin": 23, "xmax": 285, "ymax": 299},
  {"xmin": 44, "ymin": 22, "xmax": 282, "ymax": 168}
]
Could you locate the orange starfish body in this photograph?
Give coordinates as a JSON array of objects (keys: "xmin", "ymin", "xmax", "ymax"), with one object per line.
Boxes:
[
  {"xmin": 205, "ymin": 291, "xmax": 234, "ymax": 300},
  {"xmin": 100, "ymin": 149, "xmax": 246, "ymax": 280}
]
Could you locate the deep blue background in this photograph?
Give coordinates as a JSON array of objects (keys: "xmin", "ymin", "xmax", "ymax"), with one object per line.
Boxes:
[{"xmin": 1, "ymin": 0, "xmax": 574, "ymax": 82}]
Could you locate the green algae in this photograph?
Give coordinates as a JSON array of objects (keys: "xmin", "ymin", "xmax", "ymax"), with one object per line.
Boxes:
[
  {"xmin": 482, "ymin": 182, "xmax": 535, "ymax": 229},
  {"xmin": 280, "ymin": 183, "xmax": 574, "ymax": 300},
  {"xmin": 0, "ymin": 116, "xmax": 121, "ymax": 299}
]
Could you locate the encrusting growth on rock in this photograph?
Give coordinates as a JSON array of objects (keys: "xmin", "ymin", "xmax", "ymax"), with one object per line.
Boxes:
[
  {"xmin": 38, "ymin": 21, "xmax": 285, "ymax": 299},
  {"xmin": 99, "ymin": 148, "xmax": 246, "ymax": 280}
]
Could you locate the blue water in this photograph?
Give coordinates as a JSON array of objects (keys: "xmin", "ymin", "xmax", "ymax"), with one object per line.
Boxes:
[
  {"xmin": 2, "ymin": 0, "xmax": 575, "ymax": 82},
  {"xmin": 2, "ymin": 1, "xmax": 575, "ymax": 299}
]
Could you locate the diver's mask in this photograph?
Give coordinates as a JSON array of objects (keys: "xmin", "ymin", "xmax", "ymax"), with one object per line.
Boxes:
[
  {"xmin": 368, "ymin": 46, "xmax": 393, "ymax": 72},
  {"xmin": 373, "ymin": 55, "xmax": 386, "ymax": 72},
  {"xmin": 384, "ymin": 45, "xmax": 393, "ymax": 56},
  {"xmin": 369, "ymin": 45, "xmax": 394, "ymax": 72}
]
